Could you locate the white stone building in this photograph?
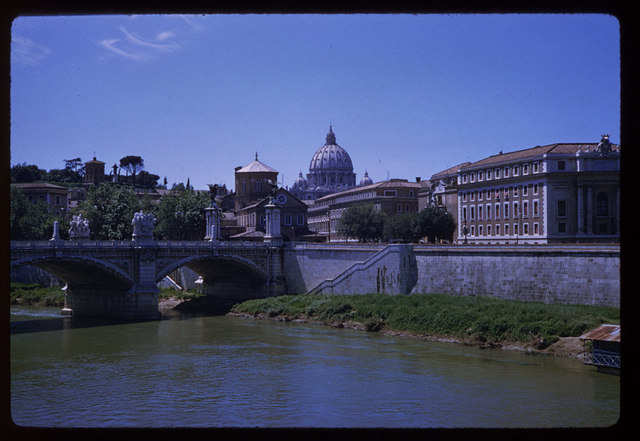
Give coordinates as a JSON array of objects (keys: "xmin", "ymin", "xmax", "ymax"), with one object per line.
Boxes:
[{"xmin": 456, "ymin": 135, "xmax": 620, "ymax": 244}]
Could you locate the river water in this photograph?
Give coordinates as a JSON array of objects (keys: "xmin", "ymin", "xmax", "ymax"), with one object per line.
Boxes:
[{"xmin": 10, "ymin": 306, "xmax": 619, "ymax": 428}]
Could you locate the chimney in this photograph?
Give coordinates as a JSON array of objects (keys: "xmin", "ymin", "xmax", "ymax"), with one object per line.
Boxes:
[{"xmin": 416, "ymin": 177, "xmax": 421, "ymax": 183}]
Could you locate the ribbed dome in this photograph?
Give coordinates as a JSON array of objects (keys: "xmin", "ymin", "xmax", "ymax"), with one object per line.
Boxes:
[
  {"xmin": 309, "ymin": 126, "xmax": 354, "ymax": 172},
  {"xmin": 292, "ymin": 171, "xmax": 307, "ymax": 190},
  {"xmin": 359, "ymin": 170, "xmax": 373, "ymax": 186}
]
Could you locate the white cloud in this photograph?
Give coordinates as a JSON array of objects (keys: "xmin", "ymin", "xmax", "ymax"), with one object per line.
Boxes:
[
  {"xmin": 12, "ymin": 35, "xmax": 51, "ymax": 66},
  {"xmin": 99, "ymin": 38, "xmax": 147, "ymax": 61},
  {"xmin": 156, "ymin": 30, "xmax": 175, "ymax": 41},
  {"xmin": 119, "ymin": 26, "xmax": 179, "ymax": 51}
]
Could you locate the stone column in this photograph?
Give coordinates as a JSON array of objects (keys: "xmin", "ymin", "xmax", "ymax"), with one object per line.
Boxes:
[
  {"xmin": 616, "ymin": 187, "xmax": 620, "ymax": 235},
  {"xmin": 50, "ymin": 221, "xmax": 60, "ymax": 242},
  {"xmin": 586, "ymin": 186, "xmax": 593, "ymax": 235},
  {"xmin": 204, "ymin": 202, "xmax": 221, "ymax": 242},
  {"xmin": 264, "ymin": 197, "xmax": 282, "ymax": 246},
  {"xmin": 577, "ymin": 184, "xmax": 584, "ymax": 234}
]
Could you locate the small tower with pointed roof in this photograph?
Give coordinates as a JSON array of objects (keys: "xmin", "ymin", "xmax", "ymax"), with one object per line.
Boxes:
[{"xmin": 234, "ymin": 153, "xmax": 279, "ymax": 212}]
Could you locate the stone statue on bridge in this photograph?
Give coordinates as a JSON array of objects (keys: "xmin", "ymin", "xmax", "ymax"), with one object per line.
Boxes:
[
  {"xmin": 204, "ymin": 198, "xmax": 222, "ymax": 242},
  {"xmin": 69, "ymin": 214, "xmax": 90, "ymax": 240},
  {"xmin": 132, "ymin": 211, "xmax": 156, "ymax": 242}
]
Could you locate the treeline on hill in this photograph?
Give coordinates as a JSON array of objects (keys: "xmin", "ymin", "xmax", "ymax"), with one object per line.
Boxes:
[
  {"xmin": 338, "ymin": 204, "xmax": 456, "ymax": 244},
  {"xmin": 11, "ymin": 156, "xmax": 162, "ymax": 188},
  {"xmin": 11, "ymin": 183, "xmax": 209, "ymax": 241}
]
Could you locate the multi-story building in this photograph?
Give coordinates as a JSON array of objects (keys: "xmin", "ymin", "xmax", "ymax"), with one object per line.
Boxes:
[
  {"xmin": 456, "ymin": 135, "xmax": 620, "ymax": 244},
  {"xmin": 11, "ymin": 182, "xmax": 69, "ymax": 212},
  {"xmin": 308, "ymin": 178, "xmax": 421, "ymax": 241},
  {"xmin": 234, "ymin": 153, "xmax": 278, "ymax": 211},
  {"xmin": 83, "ymin": 157, "xmax": 106, "ymax": 185},
  {"xmin": 234, "ymin": 187, "xmax": 309, "ymax": 241},
  {"xmin": 418, "ymin": 161, "xmax": 471, "ymax": 222}
]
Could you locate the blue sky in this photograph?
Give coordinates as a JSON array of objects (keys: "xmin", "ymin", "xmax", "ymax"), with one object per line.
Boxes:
[{"xmin": 11, "ymin": 13, "xmax": 620, "ymax": 190}]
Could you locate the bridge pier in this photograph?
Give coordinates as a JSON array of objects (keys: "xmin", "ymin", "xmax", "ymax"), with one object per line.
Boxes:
[{"xmin": 67, "ymin": 286, "xmax": 160, "ymax": 321}]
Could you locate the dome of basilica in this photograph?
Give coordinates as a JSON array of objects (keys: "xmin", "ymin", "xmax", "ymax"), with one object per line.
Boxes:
[
  {"xmin": 359, "ymin": 170, "xmax": 373, "ymax": 186},
  {"xmin": 289, "ymin": 125, "xmax": 357, "ymax": 201},
  {"xmin": 309, "ymin": 126, "xmax": 354, "ymax": 172}
]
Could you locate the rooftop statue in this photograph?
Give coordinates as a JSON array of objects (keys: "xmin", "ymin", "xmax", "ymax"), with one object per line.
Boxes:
[
  {"xmin": 132, "ymin": 211, "xmax": 156, "ymax": 241},
  {"xmin": 69, "ymin": 214, "xmax": 90, "ymax": 240},
  {"xmin": 596, "ymin": 134, "xmax": 612, "ymax": 157}
]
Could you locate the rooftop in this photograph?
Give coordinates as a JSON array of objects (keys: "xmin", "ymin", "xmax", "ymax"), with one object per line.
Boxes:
[
  {"xmin": 431, "ymin": 162, "xmax": 473, "ymax": 180},
  {"xmin": 460, "ymin": 141, "xmax": 620, "ymax": 171},
  {"xmin": 315, "ymin": 179, "xmax": 420, "ymax": 202},
  {"xmin": 12, "ymin": 182, "xmax": 68, "ymax": 190},
  {"xmin": 236, "ymin": 153, "xmax": 278, "ymax": 174},
  {"xmin": 579, "ymin": 324, "xmax": 621, "ymax": 342}
]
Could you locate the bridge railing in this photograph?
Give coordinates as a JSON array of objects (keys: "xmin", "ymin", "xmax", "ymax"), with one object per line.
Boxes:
[
  {"xmin": 11, "ymin": 240, "xmax": 276, "ymax": 250},
  {"xmin": 10, "ymin": 240, "xmax": 134, "ymax": 249}
]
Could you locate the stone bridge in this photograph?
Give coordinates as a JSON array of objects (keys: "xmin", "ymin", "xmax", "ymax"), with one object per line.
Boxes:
[{"xmin": 10, "ymin": 240, "xmax": 285, "ymax": 320}]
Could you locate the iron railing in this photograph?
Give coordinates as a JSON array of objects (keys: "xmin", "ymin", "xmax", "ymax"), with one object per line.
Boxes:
[{"xmin": 584, "ymin": 349, "xmax": 621, "ymax": 369}]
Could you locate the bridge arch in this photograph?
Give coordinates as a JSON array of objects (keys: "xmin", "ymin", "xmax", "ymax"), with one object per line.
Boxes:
[
  {"xmin": 11, "ymin": 255, "xmax": 135, "ymax": 290},
  {"xmin": 155, "ymin": 254, "xmax": 268, "ymax": 285}
]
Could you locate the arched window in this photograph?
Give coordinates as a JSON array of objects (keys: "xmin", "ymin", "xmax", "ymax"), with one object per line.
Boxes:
[{"xmin": 597, "ymin": 192, "xmax": 609, "ymax": 217}]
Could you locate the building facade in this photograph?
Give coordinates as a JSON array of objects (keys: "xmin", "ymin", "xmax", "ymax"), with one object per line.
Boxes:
[
  {"xmin": 11, "ymin": 182, "xmax": 69, "ymax": 212},
  {"xmin": 308, "ymin": 178, "xmax": 421, "ymax": 241},
  {"xmin": 84, "ymin": 157, "xmax": 106, "ymax": 185},
  {"xmin": 234, "ymin": 154, "xmax": 279, "ymax": 211},
  {"xmin": 456, "ymin": 135, "xmax": 620, "ymax": 244},
  {"xmin": 418, "ymin": 162, "xmax": 471, "ymax": 224},
  {"xmin": 234, "ymin": 187, "xmax": 309, "ymax": 241}
]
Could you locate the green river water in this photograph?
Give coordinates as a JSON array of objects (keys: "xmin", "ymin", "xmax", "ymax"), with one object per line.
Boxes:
[{"xmin": 10, "ymin": 305, "xmax": 620, "ymax": 428}]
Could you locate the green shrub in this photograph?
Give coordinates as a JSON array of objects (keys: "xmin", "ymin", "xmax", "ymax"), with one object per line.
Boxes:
[{"xmin": 232, "ymin": 293, "xmax": 619, "ymax": 346}]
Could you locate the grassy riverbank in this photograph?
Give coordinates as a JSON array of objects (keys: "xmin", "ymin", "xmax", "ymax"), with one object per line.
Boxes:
[
  {"xmin": 10, "ymin": 284, "xmax": 202, "ymax": 308},
  {"xmin": 10, "ymin": 283, "xmax": 65, "ymax": 307},
  {"xmin": 158, "ymin": 288, "xmax": 204, "ymax": 302},
  {"xmin": 230, "ymin": 293, "xmax": 619, "ymax": 351}
]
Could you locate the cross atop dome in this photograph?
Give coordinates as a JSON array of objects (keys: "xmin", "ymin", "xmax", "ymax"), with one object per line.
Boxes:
[{"xmin": 325, "ymin": 125, "xmax": 336, "ymax": 145}]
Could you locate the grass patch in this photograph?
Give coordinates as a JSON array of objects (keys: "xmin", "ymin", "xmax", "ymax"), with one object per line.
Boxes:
[
  {"xmin": 231, "ymin": 293, "xmax": 619, "ymax": 348},
  {"xmin": 158, "ymin": 288, "xmax": 204, "ymax": 302},
  {"xmin": 10, "ymin": 282, "xmax": 65, "ymax": 307}
]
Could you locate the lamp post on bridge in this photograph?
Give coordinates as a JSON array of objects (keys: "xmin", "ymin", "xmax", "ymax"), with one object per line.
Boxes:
[
  {"xmin": 264, "ymin": 195, "xmax": 282, "ymax": 246},
  {"xmin": 205, "ymin": 184, "xmax": 222, "ymax": 242}
]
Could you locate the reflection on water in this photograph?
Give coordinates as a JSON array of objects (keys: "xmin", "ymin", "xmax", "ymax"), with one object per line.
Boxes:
[{"xmin": 10, "ymin": 306, "xmax": 620, "ymax": 428}]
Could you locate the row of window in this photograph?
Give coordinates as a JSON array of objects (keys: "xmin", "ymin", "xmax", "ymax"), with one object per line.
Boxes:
[
  {"xmin": 239, "ymin": 179, "xmax": 272, "ymax": 194},
  {"xmin": 462, "ymin": 222, "xmax": 540, "ymax": 237},
  {"xmin": 240, "ymin": 213, "xmax": 306, "ymax": 226},
  {"xmin": 396, "ymin": 203, "xmax": 416, "ymax": 213},
  {"xmin": 461, "ymin": 183, "xmax": 540, "ymax": 202},
  {"xmin": 461, "ymin": 161, "xmax": 541, "ymax": 184},
  {"xmin": 257, "ymin": 214, "xmax": 305, "ymax": 226},
  {"xmin": 462, "ymin": 200, "xmax": 539, "ymax": 221}
]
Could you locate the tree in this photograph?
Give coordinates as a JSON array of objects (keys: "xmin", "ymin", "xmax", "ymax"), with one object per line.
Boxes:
[
  {"xmin": 11, "ymin": 187, "xmax": 52, "ymax": 239},
  {"xmin": 64, "ymin": 157, "xmax": 83, "ymax": 173},
  {"xmin": 11, "ymin": 163, "xmax": 46, "ymax": 183},
  {"xmin": 155, "ymin": 187, "xmax": 210, "ymax": 240},
  {"xmin": 337, "ymin": 204, "xmax": 385, "ymax": 242},
  {"xmin": 77, "ymin": 184, "xmax": 141, "ymax": 240},
  {"xmin": 119, "ymin": 155, "xmax": 144, "ymax": 184},
  {"xmin": 383, "ymin": 212, "xmax": 419, "ymax": 243},
  {"xmin": 136, "ymin": 170, "xmax": 160, "ymax": 189},
  {"xmin": 47, "ymin": 167, "xmax": 83, "ymax": 184},
  {"xmin": 415, "ymin": 206, "xmax": 456, "ymax": 243}
]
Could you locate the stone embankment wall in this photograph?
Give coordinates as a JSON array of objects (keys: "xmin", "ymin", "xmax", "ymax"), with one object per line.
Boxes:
[
  {"xmin": 285, "ymin": 243, "xmax": 620, "ymax": 307},
  {"xmin": 283, "ymin": 243, "xmax": 385, "ymax": 294},
  {"xmin": 411, "ymin": 246, "xmax": 620, "ymax": 306}
]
